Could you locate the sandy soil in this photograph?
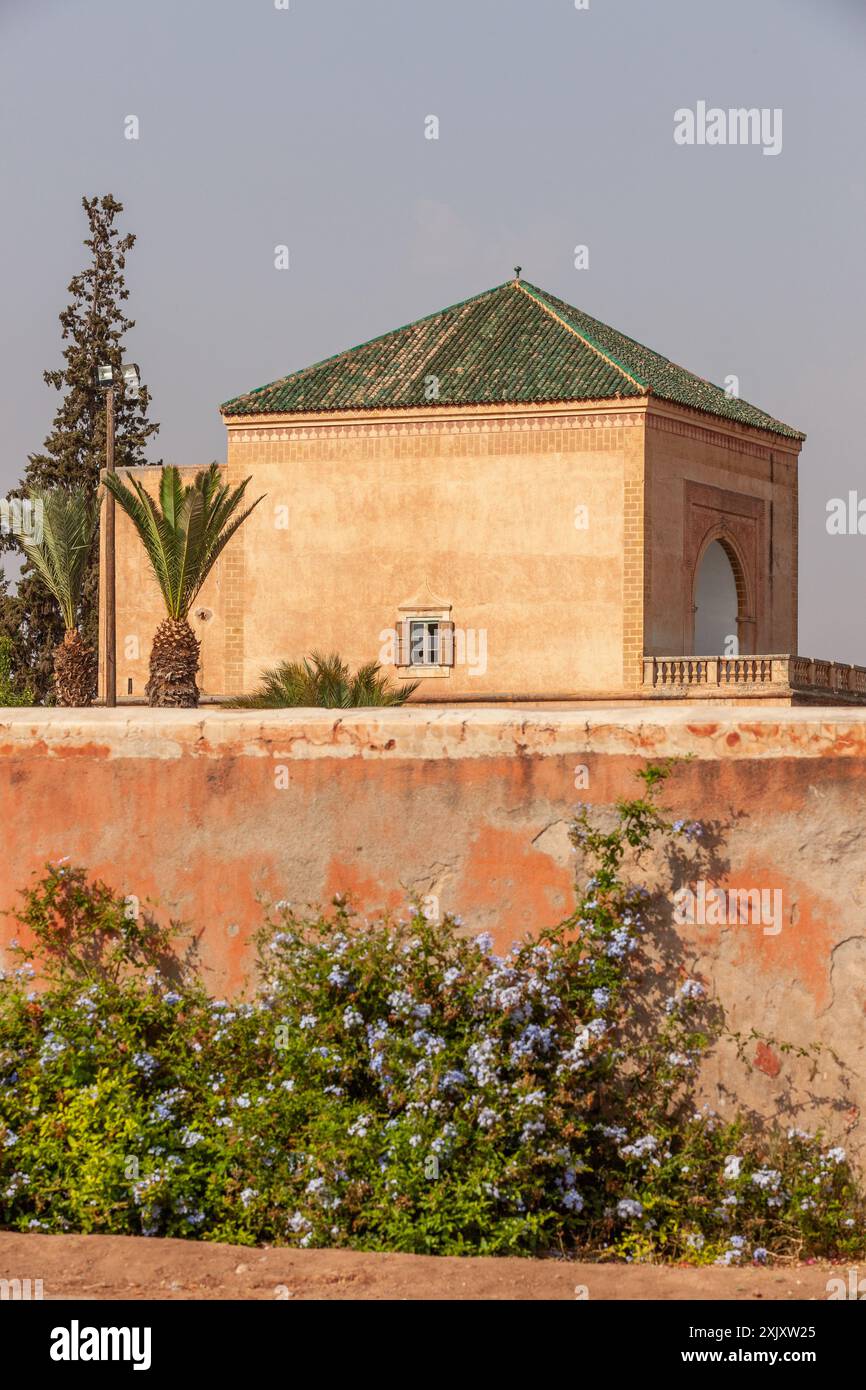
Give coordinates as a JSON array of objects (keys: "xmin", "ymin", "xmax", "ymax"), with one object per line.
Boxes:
[{"xmin": 0, "ymin": 1232, "xmax": 845, "ymax": 1300}]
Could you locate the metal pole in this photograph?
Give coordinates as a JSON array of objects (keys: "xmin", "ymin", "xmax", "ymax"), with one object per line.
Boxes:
[{"xmin": 104, "ymin": 386, "xmax": 116, "ymax": 708}]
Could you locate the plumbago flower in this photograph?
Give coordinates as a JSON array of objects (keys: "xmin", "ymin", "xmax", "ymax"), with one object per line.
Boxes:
[{"xmin": 0, "ymin": 773, "xmax": 863, "ymax": 1263}]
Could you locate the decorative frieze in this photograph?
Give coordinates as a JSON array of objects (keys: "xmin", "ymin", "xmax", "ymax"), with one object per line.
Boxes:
[
  {"xmin": 646, "ymin": 407, "xmax": 801, "ymax": 463},
  {"xmin": 224, "ymin": 408, "xmax": 647, "ymax": 446}
]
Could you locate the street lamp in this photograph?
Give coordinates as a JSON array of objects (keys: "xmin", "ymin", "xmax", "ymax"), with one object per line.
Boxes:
[
  {"xmin": 95, "ymin": 362, "xmax": 140, "ymax": 707},
  {"xmin": 122, "ymin": 363, "xmax": 140, "ymax": 397}
]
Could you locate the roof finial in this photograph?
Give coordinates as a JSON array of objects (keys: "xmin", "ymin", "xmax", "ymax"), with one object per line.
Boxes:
[{"xmin": 514, "ymin": 265, "xmax": 522, "ymax": 281}]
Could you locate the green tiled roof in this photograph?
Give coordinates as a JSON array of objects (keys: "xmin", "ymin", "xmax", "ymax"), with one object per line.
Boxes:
[{"xmin": 221, "ymin": 279, "xmax": 803, "ymax": 440}]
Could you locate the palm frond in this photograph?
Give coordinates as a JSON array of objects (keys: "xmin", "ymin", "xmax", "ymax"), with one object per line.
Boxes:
[
  {"xmin": 158, "ymin": 466, "xmax": 185, "ymax": 535},
  {"xmin": 102, "ymin": 471, "xmax": 177, "ymax": 609},
  {"xmin": 104, "ymin": 464, "xmax": 264, "ymax": 620},
  {"xmin": 229, "ymin": 652, "xmax": 419, "ymax": 709},
  {"xmin": 18, "ymin": 488, "xmax": 99, "ymax": 632}
]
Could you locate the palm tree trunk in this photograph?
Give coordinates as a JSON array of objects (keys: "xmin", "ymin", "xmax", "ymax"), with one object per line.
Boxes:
[
  {"xmin": 146, "ymin": 618, "xmax": 201, "ymax": 708},
  {"xmin": 53, "ymin": 629, "xmax": 96, "ymax": 707}
]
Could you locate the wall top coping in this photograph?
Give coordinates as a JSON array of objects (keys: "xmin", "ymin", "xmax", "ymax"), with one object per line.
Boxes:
[{"xmin": 3, "ymin": 705, "xmax": 866, "ymax": 762}]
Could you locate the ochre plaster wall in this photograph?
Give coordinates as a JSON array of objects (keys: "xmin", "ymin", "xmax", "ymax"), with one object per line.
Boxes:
[{"xmin": 1, "ymin": 705, "xmax": 864, "ymax": 1157}]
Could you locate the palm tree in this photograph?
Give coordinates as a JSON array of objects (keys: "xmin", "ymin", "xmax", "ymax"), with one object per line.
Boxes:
[
  {"xmin": 19, "ymin": 487, "xmax": 99, "ymax": 706},
  {"xmin": 230, "ymin": 651, "xmax": 419, "ymax": 708},
  {"xmin": 104, "ymin": 464, "xmax": 263, "ymax": 707}
]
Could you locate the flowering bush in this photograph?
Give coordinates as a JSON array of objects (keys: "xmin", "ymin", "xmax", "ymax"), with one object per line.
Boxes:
[{"xmin": 0, "ymin": 766, "xmax": 862, "ymax": 1261}]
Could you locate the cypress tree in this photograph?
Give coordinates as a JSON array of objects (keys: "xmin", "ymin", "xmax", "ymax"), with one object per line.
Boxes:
[{"xmin": 0, "ymin": 195, "xmax": 159, "ymax": 701}]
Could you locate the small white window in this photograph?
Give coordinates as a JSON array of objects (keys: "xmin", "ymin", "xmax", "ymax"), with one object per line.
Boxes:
[
  {"xmin": 396, "ymin": 618, "xmax": 454, "ymax": 669},
  {"xmin": 409, "ymin": 620, "xmax": 441, "ymax": 665}
]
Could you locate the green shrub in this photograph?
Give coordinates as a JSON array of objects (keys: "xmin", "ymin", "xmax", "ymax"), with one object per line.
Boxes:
[
  {"xmin": 229, "ymin": 650, "xmax": 418, "ymax": 708},
  {"xmin": 0, "ymin": 767, "xmax": 862, "ymax": 1261},
  {"xmin": 0, "ymin": 635, "xmax": 35, "ymax": 706}
]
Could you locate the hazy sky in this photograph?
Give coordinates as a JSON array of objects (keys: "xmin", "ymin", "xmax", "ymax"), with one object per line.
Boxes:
[{"xmin": 1, "ymin": 0, "xmax": 865, "ymax": 660}]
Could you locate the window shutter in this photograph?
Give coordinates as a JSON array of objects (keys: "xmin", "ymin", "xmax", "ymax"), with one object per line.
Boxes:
[
  {"xmin": 439, "ymin": 621, "xmax": 455, "ymax": 667},
  {"xmin": 394, "ymin": 619, "xmax": 406, "ymax": 666}
]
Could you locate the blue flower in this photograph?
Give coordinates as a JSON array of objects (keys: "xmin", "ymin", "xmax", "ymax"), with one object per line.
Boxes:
[
  {"xmin": 387, "ymin": 990, "xmax": 413, "ymax": 1014},
  {"xmin": 751, "ymin": 1168, "xmax": 781, "ymax": 1192},
  {"xmin": 620, "ymin": 1135, "xmax": 657, "ymax": 1161},
  {"xmin": 509, "ymin": 1024, "xmax": 553, "ymax": 1062},
  {"xmin": 616, "ymin": 1198, "xmax": 643, "ymax": 1219},
  {"xmin": 679, "ymin": 979, "xmax": 705, "ymax": 1001},
  {"xmin": 439, "ymin": 1069, "xmax": 467, "ymax": 1092},
  {"xmin": 717, "ymin": 1249, "xmax": 742, "ymax": 1265}
]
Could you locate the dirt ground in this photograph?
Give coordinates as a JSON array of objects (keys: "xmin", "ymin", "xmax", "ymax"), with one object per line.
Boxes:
[{"xmin": 0, "ymin": 1232, "xmax": 847, "ymax": 1300}]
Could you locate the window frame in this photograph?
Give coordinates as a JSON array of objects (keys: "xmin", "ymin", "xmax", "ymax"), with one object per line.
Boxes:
[{"xmin": 394, "ymin": 598, "xmax": 454, "ymax": 678}]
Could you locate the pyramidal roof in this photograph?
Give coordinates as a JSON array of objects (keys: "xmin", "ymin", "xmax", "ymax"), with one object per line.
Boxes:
[{"xmin": 221, "ymin": 278, "xmax": 803, "ymax": 440}]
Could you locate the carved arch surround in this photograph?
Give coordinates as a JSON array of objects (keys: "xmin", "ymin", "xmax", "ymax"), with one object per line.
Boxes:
[
  {"xmin": 692, "ymin": 526, "xmax": 753, "ymax": 655},
  {"xmin": 682, "ymin": 482, "xmax": 767, "ymax": 656}
]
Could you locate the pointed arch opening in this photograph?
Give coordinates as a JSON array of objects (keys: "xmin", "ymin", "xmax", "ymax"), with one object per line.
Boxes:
[{"xmin": 692, "ymin": 534, "xmax": 753, "ymax": 656}]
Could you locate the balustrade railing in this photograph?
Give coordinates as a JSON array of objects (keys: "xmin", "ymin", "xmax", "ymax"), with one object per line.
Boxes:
[{"xmin": 642, "ymin": 655, "xmax": 866, "ymax": 701}]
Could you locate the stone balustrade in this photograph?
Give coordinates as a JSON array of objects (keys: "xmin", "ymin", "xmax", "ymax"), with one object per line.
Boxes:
[{"xmin": 642, "ymin": 655, "xmax": 866, "ymax": 703}]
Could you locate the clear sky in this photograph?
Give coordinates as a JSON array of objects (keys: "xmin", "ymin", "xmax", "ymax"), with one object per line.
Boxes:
[{"xmin": 1, "ymin": 0, "xmax": 864, "ymax": 660}]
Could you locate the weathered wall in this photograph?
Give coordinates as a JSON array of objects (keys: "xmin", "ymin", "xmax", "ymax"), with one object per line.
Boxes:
[{"xmin": 2, "ymin": 706, "xmax": 864, "ymax": 1153}]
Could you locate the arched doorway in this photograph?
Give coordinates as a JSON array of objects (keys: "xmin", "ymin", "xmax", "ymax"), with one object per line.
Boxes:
[{"xmin": 693, "ymin": 539, "xmax": 742, "ymax": 655}]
